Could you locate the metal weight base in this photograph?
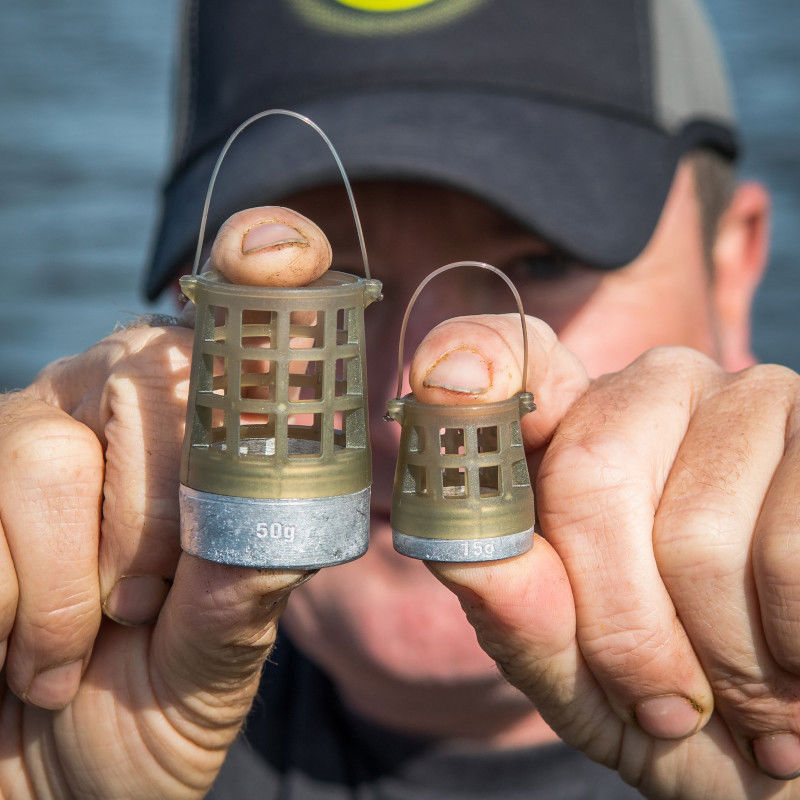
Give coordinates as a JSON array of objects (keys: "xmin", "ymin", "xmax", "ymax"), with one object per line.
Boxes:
[
  {"xmin": 392, "ymin": 527, "xmax": 534, "ymax": 563},
  {"xmin": 180, "ymin": 485, "xmax": 370, "ymax": 569}
]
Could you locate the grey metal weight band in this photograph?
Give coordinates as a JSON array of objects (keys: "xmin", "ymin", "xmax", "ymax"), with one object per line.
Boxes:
[
  {"xmin": 392, "ymin": 527, "xmax": 534, "ymax": 563},
  {"xmin": 180, "ymin": 485, "xmax": 370, "ymax": 569}
]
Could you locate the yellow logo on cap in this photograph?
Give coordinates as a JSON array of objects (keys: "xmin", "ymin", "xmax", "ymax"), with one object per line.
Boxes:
[
  {"xmin": 290, "ymin": 0, "xmax": 485, "ymax": 36},
  {"xmin": 332, "ymin": 0, "xmax": 439, "ymax": 10}
]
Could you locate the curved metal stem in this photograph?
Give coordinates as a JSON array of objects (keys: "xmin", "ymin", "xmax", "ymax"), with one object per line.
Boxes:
[
  {"xmin": 191, "ymin": 108, "xmax": 370, "ymax": 279},
  {"xmin": 395, "ymin": 262, "xmax": 530, "ymax": 398}
]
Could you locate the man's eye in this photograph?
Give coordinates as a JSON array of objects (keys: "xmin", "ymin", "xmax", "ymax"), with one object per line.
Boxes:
[{"xmin": 507, "ymin": 253, "xmax": 574, "ymax": 282}]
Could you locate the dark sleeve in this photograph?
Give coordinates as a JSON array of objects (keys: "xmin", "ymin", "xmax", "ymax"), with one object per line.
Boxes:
[
  {"xmin": 206, "ymin": 631, "xmax": 643, "ymax": 800},
  {"xmin": 205, "ymin": 631, "xmax": 356, "ymax": 800},
  {"xmin": 204, "ymin": 737, "xmax": 282, "ymax": 800}
]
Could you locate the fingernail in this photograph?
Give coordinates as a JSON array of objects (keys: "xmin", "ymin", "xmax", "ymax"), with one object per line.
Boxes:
[
  {"xmin": 104, "ymin": 575, "xmax": 171, "ymax": 626},
  {"xmin": 423, "ymin": 349, "xmax": 491, "ymax": 394},
  {"xmin": 24, "ymin": 660, "xmax": 82, "ymax": 710},
  {"xmin": 752, "ymin": 732, "xmax": 800, "ymax": 780},
  {"xmin": 242, "ymin": 222, "xmax": 307, "ymax": 254},
  {"xmin": 634, "ymin": 694, "xmax": 702, "ymax": 739}
]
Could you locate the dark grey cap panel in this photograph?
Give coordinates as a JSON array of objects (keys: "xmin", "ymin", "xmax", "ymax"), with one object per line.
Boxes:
[
  {"xmin": 147, "ymin": 0, "xmax": 739, "ymax": 299},
  {"xmin": 147, "ymin": 89, "xmax": 680, "ymax": 298},
  {"xmin": 181, "ymin": 0, "xmax": 653, "ymax": 168}
]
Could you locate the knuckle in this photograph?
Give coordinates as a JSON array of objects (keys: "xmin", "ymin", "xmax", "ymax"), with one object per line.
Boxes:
[
  {"xmin": 709, "ymin": 669, "xmax": 800, "ymax": 730},
  {"xmin": 1, "ymin": 412, "xmax": 102, "ymax": 479},
  {"xmin": 657, "ymin": 499, "xmax": 746, "ymax": 555},
  {"xmin": 635, "ymin": 345, "xmax": 718, "ymax": 376},
  {"xmin": 103, "ymin": 338, "xmax": 191, "ymax": 425},
  {"xmin": 582, "ymin": 616, "xmax": 667, "ymax": 668},
  {"xmin": 656, "ymin": 523, "xmax": 746, "ymax": 590},
  {"xmin": 31, "ymin": 355, "xmax": 76, "ymax": 384},
  {"xmin": 579, "ymin": 613, "xmax": 702, "ymax": 699},
  {"xmin": 539, "ymin": 434, "xmax": 645, "ymax": 522},
  {"xmin": 721, "ymin": 364, "xmax": 800, "ymax": 418},
  {"xmin": 21, "ymin": 593, "xmax": 100, "ymax": 652},
  {"xmin": 104, "ymin": 329, "xmax": 192, "ymax": 391},
  {"xmin": 110, "ymin": 319, "xmax": 188, "ymax": 350},
  {"xmin": 734, "ymin": 363, "xmax": 800, "ymax": 393}
]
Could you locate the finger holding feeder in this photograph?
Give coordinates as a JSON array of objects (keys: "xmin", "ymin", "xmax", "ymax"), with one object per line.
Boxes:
[
  {"xmin": 385, "ymin": 263, "xmax": 536, "ymax": 564},
  {"xmin": 211, "ymin": 206, "xmax": 333, "ymax": 288},
  {"xmin": 179, "ymin": 109, "xmax": 382, "ymax": 571}
]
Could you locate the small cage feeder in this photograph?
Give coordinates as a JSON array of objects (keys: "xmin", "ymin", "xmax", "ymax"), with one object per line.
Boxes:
[
  {"xmin": 385, "ymin": 263, "xmax": 536, "ymax": 563},
  {"xmin": 179, "ymin": 110, "xmax": 382, "ymax": 569}
]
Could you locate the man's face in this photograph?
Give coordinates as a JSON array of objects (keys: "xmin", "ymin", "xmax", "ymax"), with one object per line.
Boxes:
[{"xmin": 277, "ymin": 160, "xmax": 732, "ymax": 717}]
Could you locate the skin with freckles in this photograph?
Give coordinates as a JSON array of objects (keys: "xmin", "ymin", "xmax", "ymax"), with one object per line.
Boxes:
[{"xmin": 3, "ymin": 154, "xmax": 800, "ymax": 798}]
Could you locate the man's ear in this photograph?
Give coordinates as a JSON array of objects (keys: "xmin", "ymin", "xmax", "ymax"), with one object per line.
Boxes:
[{"xmin": 711, "ymin": 181, "xmax": 771, "ymax": 372}]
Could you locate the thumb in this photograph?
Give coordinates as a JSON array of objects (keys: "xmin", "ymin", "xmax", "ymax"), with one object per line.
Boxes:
[
  {"xmin": 410, "ymin": 313, "xmax": 590, "ymax": 449},
  {"xmin": 149, "ymin": 555, "xmax": 310, "ymax": 726},
  {"xmin": 430, "ymin": 540, "xmax": 627, "ymax": 765},
  {"xmin": 146, "ymin": 207, "xmax": 334, "ymax": 726},
  {"xmin": 208, "ymin": 206, "xmax": 332, "ymax": 287},
  {"xmin": 410, "ymin": 314, "xmax": 622, "ymax": 756}
]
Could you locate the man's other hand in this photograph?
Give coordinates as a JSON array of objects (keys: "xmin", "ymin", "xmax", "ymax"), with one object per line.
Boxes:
[
  {"xmin": 414, "ymin": 313, "xmax": 800, "ymax": 797},
  {"xmin": 0, "ymin": 208, "xmax": 324, "ymax": 799}
]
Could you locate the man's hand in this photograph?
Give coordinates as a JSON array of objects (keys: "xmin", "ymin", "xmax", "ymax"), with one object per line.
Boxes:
[
  {"xmin": 0, "ymin": 208, "xmax": 325, "ymax": 799},
  {"xmin": 413, "ymin": 314, "xmax": 800, "ymax": 798}
]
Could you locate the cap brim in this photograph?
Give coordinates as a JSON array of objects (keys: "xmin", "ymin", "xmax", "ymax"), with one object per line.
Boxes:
[{"xmin": 146, "ymin": 90, "xmax": 686, "ymax": 299}]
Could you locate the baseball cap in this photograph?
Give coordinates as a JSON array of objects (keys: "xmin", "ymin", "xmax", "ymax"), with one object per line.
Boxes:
[{"xmin": 145, "ymin": 0, "xmax": 739, "ymax": 299}]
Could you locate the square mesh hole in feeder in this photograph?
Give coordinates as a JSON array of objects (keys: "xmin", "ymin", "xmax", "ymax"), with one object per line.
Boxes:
[
  {"xmin": 290, "ymin": 361, "xmax": 324, "ymax": 402},
  {"xmin": 440, "ymin": 428, "xmax": 465, "ymax": 455},
  {"xmin": 406, "ymin": 425, "xmax": 425, "ymax": 454},
  {"xmin": 287, "ymin": 413, "xmax": 322, "ymax": 457},
  {"xmin": 201, "ymin": 353, "xmax": 228, "ymax": 397},
  {"xmin": 442, "ymin": 467, "xmax": 467, "ymax": 499},
  {"xmin": 479, "ymin": 465, "xmax": 501, "ymax": 497},
  {"xmin": 337, "ymin": 308, "xmax": 356, "ymax": 344},
  {"xmin": 477, "ymin": 426, "xmax": 499, "ymax": 453},
  {"xmin": 205, "ymin": 306, "xmax": 228, "ymax": 343},
  {"xmin": 241, "ymin": 309, "xmax": 274, "ymax": 349},
  {"xmin": 240, "ymin": 359, "xmax": 274, "ymax": 401},
  {"xmin": 403, "ymin": 464, "xmax": 429, "ymax": 495},
  {"xmin": 208, "ymin": 407, "xmax": 228, "ymax": 449},
  {"xmin": 334, "ymin": 358, "xmax": 348, "ymax": 397},
  {"xmin": 238, "ymin": 412, "xmax": 274, "ymax": 456},
  {"xmin": 289, "ymin": 310, "xmax": 323, "ymax": 349}
]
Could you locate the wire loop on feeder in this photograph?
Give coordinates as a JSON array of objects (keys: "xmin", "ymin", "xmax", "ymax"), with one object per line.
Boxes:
[
  {"xmin": 191, "ymin": 108, "xmax": 371, "ymax": 280},
  {"xmin": 394, "ymin": 262, "xmax": 530, "ymax": 399}
]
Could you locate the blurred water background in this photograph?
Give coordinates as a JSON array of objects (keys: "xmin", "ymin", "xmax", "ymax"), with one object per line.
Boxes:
[{"xmin": 0, "ymin": 0, "xmax": 798, "ymax": 389}]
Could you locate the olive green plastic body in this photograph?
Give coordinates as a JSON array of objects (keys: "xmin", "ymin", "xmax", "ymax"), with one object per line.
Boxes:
[
  {"xmin": 180, "ymin": 270, "xmax": 382, "ymax": 500},
  {"xmin": 386, "ymin": 393, "xmax": 536, "ymax": 543}
]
